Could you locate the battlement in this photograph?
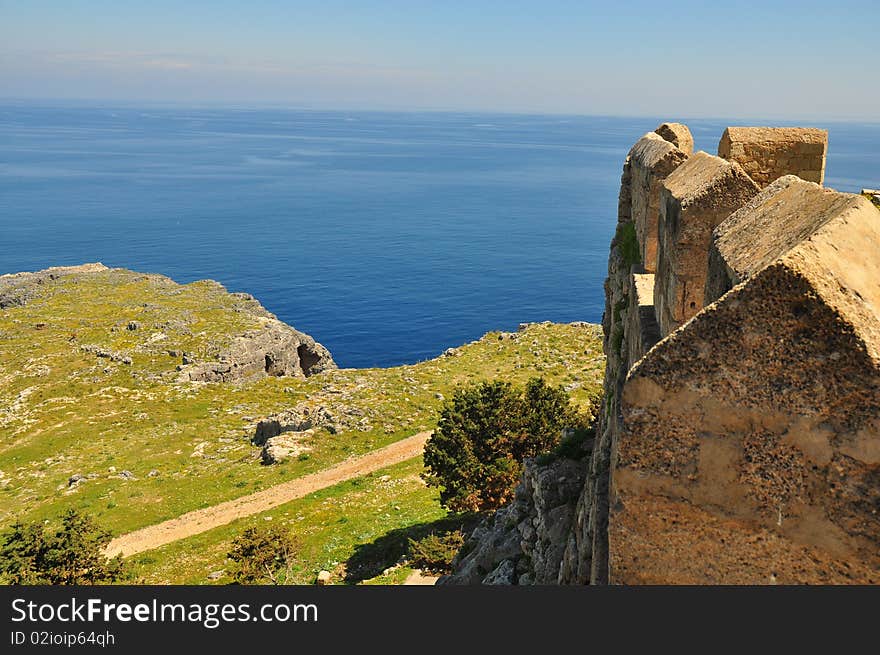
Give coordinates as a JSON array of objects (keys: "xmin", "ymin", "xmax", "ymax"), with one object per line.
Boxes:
[
  {"xmin": 591, "ymin": 122, "xmax": 880, "ymax": 584},
  {"xmin": 718, "ymin": 126, "xmax": 828, "ymax": 187}
]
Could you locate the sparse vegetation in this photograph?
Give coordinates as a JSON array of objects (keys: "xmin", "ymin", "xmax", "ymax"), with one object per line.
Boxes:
[
  {"xmin": 422, "ymin": 378, "xmax": 590, "ymax": 512},
  {"xmin": 227, "ymin": 525, "xmax": 298, "ymax": 584},
  {"xmin": 0, "ymin": 269, "xmax": 604, "ymax": 584},
  {"xmin": 616, "ymin": 221, "xmax": 641, "ymax": 267},
  {"xmin": 407, "ymin": 530, "xmax": 465, "ymax": 574},
  {"xmin": 0, "ymin": 509, "xmax": 129, "ymax": 585}
]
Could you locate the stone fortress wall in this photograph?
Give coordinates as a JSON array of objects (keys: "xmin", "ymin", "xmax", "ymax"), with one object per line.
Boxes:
[
  {"xmin": 443, "ymin": 121, "xmax": 879, "ymax": 586},
  {"xmin": 594, "ymin": 122, "xmax": 880, "ymax": 583}
]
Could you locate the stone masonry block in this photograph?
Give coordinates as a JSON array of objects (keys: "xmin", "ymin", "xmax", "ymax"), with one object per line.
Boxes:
[
  {"xmin": 718, "ymin": 126, "xmax": 828, "ymax": 187},
  {"xmin": 654, "ymin": 151, "xmax": 759, "ymax": 336},
  {"xmin": 628, "ymin": 132, "xmax": 688, "ymax": 273},
  {"xmin": 705, "ymin": 175, "xmax": 872, "ymax": 304},
  {"xmin": 655, "ymin": 122, "xmax": 694, "ymax": 156}
]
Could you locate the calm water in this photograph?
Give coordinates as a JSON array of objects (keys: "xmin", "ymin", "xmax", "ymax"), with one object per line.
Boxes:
[{"xmin": 1, "ymin": 104, "xmax": 878, "ymax": 367}]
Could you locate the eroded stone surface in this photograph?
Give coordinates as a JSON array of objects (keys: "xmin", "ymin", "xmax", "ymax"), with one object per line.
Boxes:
[
  {"xmin": 718, "ymin": 126, "xmax": 828, "ymax": 187},
  {"xmin": 655, "ymin": 122, "xmax": 694, "ymax": 156},
  {"xmin": 0, "ymin": 263, "xmax": 109, "ymax": 308},
  {"xmin": 612, "ymin": 223, "xmax": 880, "ymax": 583},
  {"xmin": 440, "ymin": 455, "xmax": 589, "ymax": 585},
  {"xmin": 183, "ymin": 319, "xmax": 335, "ymax": 382},
  {"xmin": 654, "ymin": 152, "xmax": 759, "ymax": 335},
  {"xmin": 628, "ymin": 133, "xmax": 689, "ymax": 272},
  {"xmin": 706, "ymin": 175, "xmax": 875, "ymax": 304}
]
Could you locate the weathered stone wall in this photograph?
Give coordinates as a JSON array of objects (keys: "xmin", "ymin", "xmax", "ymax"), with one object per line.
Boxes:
[
  {"xmin": 445, "ymin": 120, "xmax": 880, "ymax": 586},
  {"xmin": 654, "ymin": 152, "xmax": 759, "ymax": 335},
  {"xmin": 705, "ymin": 175, "xmax": 866, "ymax": 303},
  {"xmin": 628, "ymin": 133, "xmax": 688, "ymax": 272},
  {"xmin": 609, "ymin": 127, "xmax": 880, "ymax": 584},
  {"xmin": 583, "ymin": 120, "xmax": 878, "ymax": 585},
  {"xmin": 655, "ymin": 122, "xmax": 694, "ymax": 156},
  {"xmin": 718, "ymin": 126, "xmax": 828, "ymax": 187}
]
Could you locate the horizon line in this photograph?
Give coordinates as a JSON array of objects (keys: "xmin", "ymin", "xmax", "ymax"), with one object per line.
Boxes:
[{"xmin": 1, "ymin": 95, "xmax": 878, "ymax": 127}]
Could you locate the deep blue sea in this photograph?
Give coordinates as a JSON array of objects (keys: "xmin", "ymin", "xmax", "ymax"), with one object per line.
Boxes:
[{"xmin": 1, "ymin": 104, "xmax": 878, "ymax": 367}]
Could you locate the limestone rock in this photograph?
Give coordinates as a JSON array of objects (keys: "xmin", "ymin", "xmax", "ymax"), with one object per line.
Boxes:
[
  {"xmin": 440, "ymin": 455, "xmax": 589, "ymax": 585},
  {"xmin": 654, "ymin": 151, "xmax": 759, "ymax": 335},
  {"xmin": 260, "ymin": 431, "xmax": 314, "ymax": 464},
  {"xmin": 655, "ymin": 122, "xmax": 694, "ymax": 155},
  {"xmin": 718, "ymin": 126, "xmax": 828, "ymax": 187},
  {"xmin": 627, "ymin": 131, "xmax": 689, "ymax": 272},
  {"xmin": 482, "ymin": 559, "xmax": 516, "ymax": 585},
  {"xmin": 0, "ymin": 263, "xmax": 108, "ymax": 308},
  {"xmin": 183, "ymin": 320, "xmax": 335, "ymax": 383}
]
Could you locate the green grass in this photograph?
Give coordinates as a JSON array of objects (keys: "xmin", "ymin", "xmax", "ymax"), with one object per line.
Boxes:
[
  {"xmin": 0, "ymin": 269, "xmax": 605, "ymax": 541},
  {"xmin": 131, "ymin": 457, "xmax": 448, "ymax": 585},
  {"xmin": 1, "ymin": 268, "xmax": 605, "ymax": 585}
]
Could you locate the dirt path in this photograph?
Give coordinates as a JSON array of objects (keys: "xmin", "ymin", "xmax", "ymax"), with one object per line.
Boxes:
[
  {"xmin": 403, "ymin": 569, "xmax": 440, "ymax": 586},
  {"xmin": 106, "ymin": 432, "xmax": 431, "ymax": 557}
]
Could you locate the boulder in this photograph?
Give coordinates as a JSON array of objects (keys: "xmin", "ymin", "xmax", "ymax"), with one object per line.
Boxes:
[{"xmin": 261, "ymin": 431, "xmax": 313, "ymax": 464}]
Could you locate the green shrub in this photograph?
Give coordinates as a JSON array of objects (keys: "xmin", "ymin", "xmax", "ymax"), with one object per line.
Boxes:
[
  {"xmin": 536, "ymin": 425, "xmax": 596, "ymax": 466},
  {"xmin": 0, "ymin": 510, "xmax": 129, "ymax": 585},
  {"xmin": 616, "ymin": 222, "xmax": 641, "ymax": 267},
  {"xmin": 407, "ymin": 530, "xmax": 465, "ymax": 574},
  {"xmin": 422, "ymin": 378, "xmax": 589, "ymax": 512},
  {"xmin": 227, "ymin": 526, "xmax": 298, "ymax": 585}
]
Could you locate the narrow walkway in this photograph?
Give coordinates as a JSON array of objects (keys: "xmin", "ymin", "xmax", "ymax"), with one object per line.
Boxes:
[{"xmin": 106, "ymin": 432, "xmax": 431, "ymax": 557}]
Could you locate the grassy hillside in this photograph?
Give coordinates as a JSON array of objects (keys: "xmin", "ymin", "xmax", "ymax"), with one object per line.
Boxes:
[{"xmin": 0, "ymin": 266, "xmax": 604, "ymax": 582}]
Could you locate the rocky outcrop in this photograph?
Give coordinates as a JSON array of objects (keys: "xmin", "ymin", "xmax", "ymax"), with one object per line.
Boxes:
[
  {"xmin": 182, "ymin": 320, "xmax": 334, "ymax": 382},
  {"xmin": 0, "ymin": 263, "xmax": 335, "ymax": 383},
  {"xmin": 440, "ymin": 453, "xmax": 589, "ymax": 585},
  {"xmin": 260, "ymin": 431, "xmax": 314, "ymax": 464},
  {"xmin": 0, "ymin": 263, "xmax": 108, "ymax": 308}
]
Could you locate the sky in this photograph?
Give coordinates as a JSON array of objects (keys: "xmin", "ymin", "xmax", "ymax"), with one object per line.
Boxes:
[{"xmin": 1, "ymin": 0, "xmax": 878, "ymax": 119}]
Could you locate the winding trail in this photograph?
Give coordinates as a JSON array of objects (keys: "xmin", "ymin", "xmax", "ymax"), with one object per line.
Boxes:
[{"xmin": 106, "ymin": 432, "xmax": 431, "ymax": 557}]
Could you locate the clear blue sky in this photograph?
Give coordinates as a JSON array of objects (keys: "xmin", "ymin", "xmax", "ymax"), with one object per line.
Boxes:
[{"xmin": 1, "ymin": 0, "xmax": 877, "ymax": 118}]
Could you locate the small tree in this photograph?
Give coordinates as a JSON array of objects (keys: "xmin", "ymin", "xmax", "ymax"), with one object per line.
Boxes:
[
  {"xmin": 407, "ymin": 530, "xmax": 466, "ymax": 575},
  {"xmin": 0, "ymin": 510, "xmax": 129, "ymax": 585},
  {"xmin": 227, "ymin": 526, "xmax": 298, "ymax": 585},
  {"xmin": 422, "ymin": 378, "xmax": 587, "ymax": 512}
]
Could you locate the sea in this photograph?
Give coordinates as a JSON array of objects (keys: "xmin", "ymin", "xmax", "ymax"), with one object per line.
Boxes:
[{"xmin": 1, "ymin": 103, "xmax": 878, "ymax": 367}]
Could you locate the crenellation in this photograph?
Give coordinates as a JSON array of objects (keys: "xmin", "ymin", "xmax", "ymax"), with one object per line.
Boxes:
[
  {"xmin": 590, "ymin": 121, "xmax": 880, "ymax": 585},
  {"xmin": 718, "ymin": 126, "xmax": 828, "ymax": 187},
  {"xmin": 627, "ymin": 133, "xmax": 688, "ymax": 272},
  {"xmin": 446, "ymin": 119, "xmax": 880, "ymax": 586},
  {"xmin": 625, "ymin": 269, "xmax": 660, "ymax": 369},
  {"xmin": 654, "ymin": 122, "xmax": 694, "ymax": 156},
  {"xmin": 654, "ymin": 151, "xmax": 760, "ymax": 335}
]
